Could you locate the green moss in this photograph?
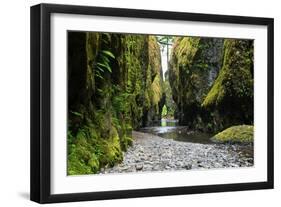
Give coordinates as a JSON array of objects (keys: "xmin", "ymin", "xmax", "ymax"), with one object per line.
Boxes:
[
  {"xmin": 88, "ymin": 154, "xmax": 100, "ymax": 173},
  {"xmin": 67, "ymin": 129, "xmax": 95, "ymax": 175},
  {"xmin": 202, "ymin": 69, "xmax": 226, "ymax": 107},
  {"xmin": 67, "ymin": 123, "xmax": 125, "ymax": 175},
  {"xmin": 148, "ymin": 36, "xmax": 162, "ymax": 76},
  {"xmin": 201, "ymin": 39, "xmax": 254, "ymax": 130},
  {"xmin": 169, "ymin": 37, "xmax": 223, "ymax": 127},
  {"xmin": 212, "ymin": 125, "xmax": 254, "ymax": 143},
  {"xmin": 149, "ymin": 74, "xmax": 162, "ymax": 105},
  {"xmin": 124, "ymin": 136, "xmax": 133, "ymax": 146},
  {"xmin": 169, "ymin": 37, "xmax": 200, "ymax": 102},
  {"xmin": 68, "ymin": 156, "xmax": 92, "ymax": 175},
  {"xmin": 163, "ymin": 73, "xmax": 176, "ymax": 118},
  {"xmin": 100, "ymin": 127, "xmax": 123, "ymax": 167},
  {"xmin": 86, "ymin": 33, "xmax": 100, "ymax": 93},
  {"xmin": 117, "ymin": 34, "xmax": 164, "ymax": 127},
  {"xmin": 202, "ymin": 39, "xmax": 253, "ymax": 108},
  {"xmin": 67, "ymin": 32, "xmax": 163, "ymax": 175},
  {"xmin": 174, "ymin": 37, "xmax": 200, "ymax": 66}
]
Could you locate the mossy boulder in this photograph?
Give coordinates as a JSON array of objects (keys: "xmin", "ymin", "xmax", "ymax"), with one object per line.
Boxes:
[{"xmin": 212, "ymin": 125, "xmax": 254, "ymax": 144}]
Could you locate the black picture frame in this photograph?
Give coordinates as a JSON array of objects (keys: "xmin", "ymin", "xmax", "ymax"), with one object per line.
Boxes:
[{"xmin": 30, "ymin": 3, "xmax": 274, "ymax": 204}]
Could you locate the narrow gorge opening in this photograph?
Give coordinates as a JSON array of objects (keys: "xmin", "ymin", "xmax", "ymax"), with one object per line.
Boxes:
[
  {"xmin": 67, "ymin": 31, "xmax": 254, "ymax": 175},
  {"xmin": 156, "ymin": 36, "xmax": 176, "ymax": 128}
]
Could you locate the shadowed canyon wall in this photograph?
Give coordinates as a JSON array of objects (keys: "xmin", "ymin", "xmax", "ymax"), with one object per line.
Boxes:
[
  {"xmin": 168, "ymin": 37, "xmax": 253, "ymax": 132},
  {"xmin": 67, "ymin": 32, "xmax": 163, "ymax": 175}
]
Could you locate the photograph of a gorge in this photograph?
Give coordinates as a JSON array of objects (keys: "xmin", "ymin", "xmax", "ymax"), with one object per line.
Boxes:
[{"xmin": 67, "ymin": 31, "xmax": 254, "ymax": 175}]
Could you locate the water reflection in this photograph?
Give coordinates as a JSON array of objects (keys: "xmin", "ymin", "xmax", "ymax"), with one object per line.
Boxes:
[
  {"xmin": 160, "ymin": 119, "xmax": 178, "ymax": 127},
  {"xmin": 139, "ymin": 119, "xmax": 253, "ymax": 162}
]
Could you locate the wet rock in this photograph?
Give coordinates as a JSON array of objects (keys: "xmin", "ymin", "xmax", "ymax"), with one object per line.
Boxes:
[
  {"xmin": 139, "ymin": 147, "xmax": 144, "ymax": 153},
  {"xmin": 136, "ymin": 164, "xmax": 143, "ymax": 171},
  {"xmin": 165, "ymin": 165, "xmax": 171, "ymax": 169},
  {"xmin": 184, "ymin": 164, "xmax": 192, "ymax": 170},
  {"xmin": 144, "ymin": 161, "xmax": 154, "ymax": 165},
  {"xmin": 140, "ymin": 156, "xmax": 146, "ymax": 161},
  {"xmin": 152, "ymin": 165, "xmax": 160, "ymax": 171},
  {"xmin": 101, "ymin": 131, "xmax": 254, "ymax": 174},
  {"xmin": 176, "ymin": 161, "xmax": 183, "ymax": 167}
]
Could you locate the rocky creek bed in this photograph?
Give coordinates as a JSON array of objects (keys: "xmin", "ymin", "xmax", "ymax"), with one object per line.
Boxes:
[{"xmin": 99, "ymin": 131, "xmax": 254, "ymax": 174}]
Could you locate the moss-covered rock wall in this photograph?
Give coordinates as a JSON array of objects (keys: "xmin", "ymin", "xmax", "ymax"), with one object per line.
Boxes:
[
  {"xmin": 67, "ymin": 32, "xmax": 163, "ymax": 175},
  {"xmin": 168, "ymin": 37, "xmax": 224, "ymax": 130},
  {"xmin": 162, "ymin": 71, "xmax": 176, "ymax": 118},
  {"xmin": 202, "ymin": 39, "xmax": 254, "ymax": 130},
  {"xmin": 168, "ymin": 37, "xmax": 253, "ymax": 132}
]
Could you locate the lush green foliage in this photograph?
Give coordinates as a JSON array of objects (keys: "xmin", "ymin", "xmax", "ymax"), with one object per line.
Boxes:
[{"xmin": 67, "ymin": 32, "xmax": 164, "ymax": 175}]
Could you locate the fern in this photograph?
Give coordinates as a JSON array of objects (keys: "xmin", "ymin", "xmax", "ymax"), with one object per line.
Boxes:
[
  {"xmin": 101, "ymin": 50, "xmax": 115, "ymax": 59},
  {"xmin": 70, "ymin": 111, "xmax": 83, "ymax": 117},
  {"xmin": 95, "ymin": 50, "xmax": 115, "ymax": 80}
]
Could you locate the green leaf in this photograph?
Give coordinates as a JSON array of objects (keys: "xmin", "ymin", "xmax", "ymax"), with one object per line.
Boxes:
[
  {"xmin": 97, "ymin": 62, "xmax": 112, "ymax": 73},
  {"xmin": 101, "ymin": 55, "xmax": 110, "ymax": 63},
  {"xmin": 70, "ymin": 111, "xmax": 83, "ymax": 117},
  {"xmin": 103, "ymin": 33, "xmax": 111, "ymax": 40},
  {"xmin": 101, "ymin": 50, "xmax": 115, "ymax": 59},
  {"xmin": 95, "ymin": 71, "xmax": 104, "ymax": 80},
  {"xmin": 96, "ymin": 65, "xmax": 105, "ymax": 72}
]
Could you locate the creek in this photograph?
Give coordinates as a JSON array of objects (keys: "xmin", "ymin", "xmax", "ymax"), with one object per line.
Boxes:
[
  {"xmin": 100, "ymin": 119, "xmax": 254, "ymax": 174},
  {"xmin": 140, "ymin": 119, "xmax": 214, "ymax": 144}
]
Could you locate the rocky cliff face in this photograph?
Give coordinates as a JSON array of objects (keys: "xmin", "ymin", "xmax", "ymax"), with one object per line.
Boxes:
[
  {"xmin": 169, "ymin": 37, "xmax": 253, "ymax": 132},
  {"xmin": 67, "ymin": 32, "xmax": 163, "ymax": 175},
  {"xmin": 168, "ymin": 37, "xmax": 224, "ymax": 130},
  {"xmin": 202, "ymin": 39, "xmax": 254, "ymax": 130}
]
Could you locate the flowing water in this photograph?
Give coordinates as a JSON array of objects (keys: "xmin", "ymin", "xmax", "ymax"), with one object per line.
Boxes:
[
  {"xmin": 100, "ymin": 119, "xmax": 254, "ymax": 174},
  {"xmin": 140, "ymin": 119, "xmax": 214, "ymax": 144}
]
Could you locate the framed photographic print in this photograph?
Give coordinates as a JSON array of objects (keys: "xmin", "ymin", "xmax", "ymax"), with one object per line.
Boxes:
[{"xmin": 30, "ymin": 3, "xmax": 274, "ymax": 203}]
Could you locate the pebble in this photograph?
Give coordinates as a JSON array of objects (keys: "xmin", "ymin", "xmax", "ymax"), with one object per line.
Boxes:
[
  {"xmin": 101, "ymin": 131, "xmax": 254, "ymax": 174},
  {"xmin": 184, "ymin": 164, "xmax": 192, "ymax": 170},
  {"xmin": 135, "ymin": 163, "xmax": 143, "ymax": 170}
]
